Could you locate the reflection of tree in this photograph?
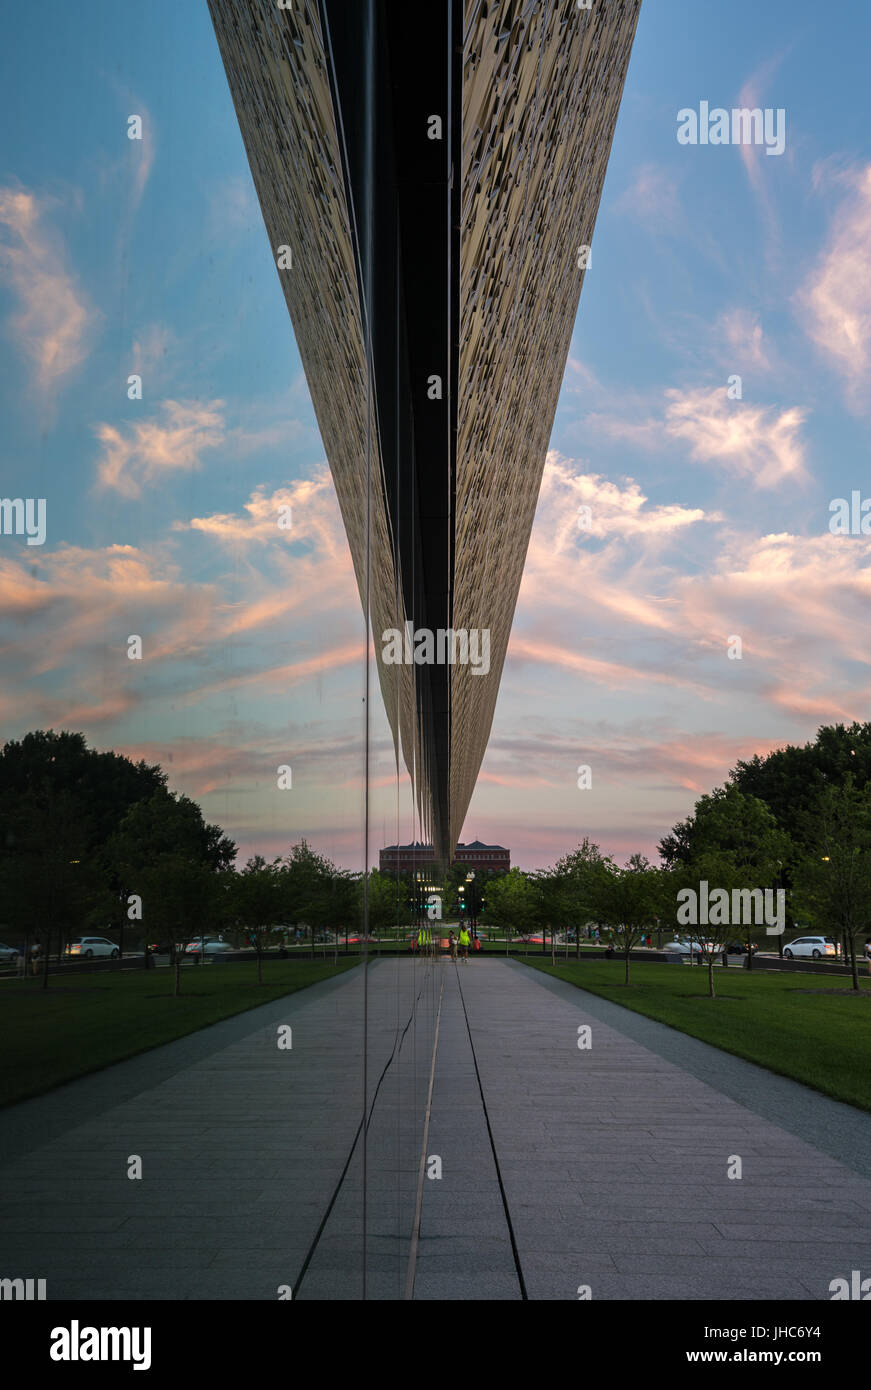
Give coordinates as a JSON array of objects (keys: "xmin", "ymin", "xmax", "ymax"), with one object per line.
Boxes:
[
  {"xmin": 359, "ymin": 869, "xmax": 409, "ymax": 938},
  {"xmin": 108, "ymin": 790, "xmax": 235, "ymax": 996},
  {"xmin": 228, "ymin": 856, "xmax": 284, "ymax": 983},
  {"xmin": 0, "ymin": 730, "xmax": 194, "ymax": 985},
  {"xmin": 0, "ymin": 787, "xmax": 96, "ymax": 988}
]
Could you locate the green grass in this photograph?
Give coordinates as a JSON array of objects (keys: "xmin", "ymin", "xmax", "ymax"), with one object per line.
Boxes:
[
  {"xmin": 518, "ymin": 957, "xmax": 871, "ymax": 1113},
  {"xmin": 0, "ymin": 959, "xmax": 359, "ymax": 1108}
]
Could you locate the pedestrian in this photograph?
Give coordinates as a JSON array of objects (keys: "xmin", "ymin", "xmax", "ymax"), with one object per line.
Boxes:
[
  {"xmin": 458, "ymin": 924, "xmax": 471, "ymax": 963},
  {"xmin": 449, "ymin": 930, "xmax": 457, "ymax": 962}
]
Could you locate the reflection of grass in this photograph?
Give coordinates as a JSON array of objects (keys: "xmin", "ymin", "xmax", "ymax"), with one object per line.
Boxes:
[
  {"xmin": 520, "ymin": 957, "xmax": 871, "ymax": 1114},
  {"xmin": 0, "ymin": 959, "xmax": 359, "ymax": 1108}
]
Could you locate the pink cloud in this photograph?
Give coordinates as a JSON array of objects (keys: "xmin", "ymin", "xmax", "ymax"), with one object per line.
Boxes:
[
  {"xmin": 95, "ymin": 399, "xmax": 226, "ymax": 497},
  {"xmin": 663, "ymin": 387, "xmax": 808, "ymax": 488},
  {"xmin": 797, "ymin": 163, "xmax": 871, "ymax": 411},
  {"xmin": 0, "ymin": 186, "xmax": 96, "ymax": 397},
  {"xmin": 587, "ymin": 386, "xmax": 809, "ymax": 488},
  {"xmin": 614, "ymin": 163, "xmax": 682, "ymax": 232}
]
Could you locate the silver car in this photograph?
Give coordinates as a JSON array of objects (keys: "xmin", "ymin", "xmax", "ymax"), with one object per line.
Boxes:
[
  {"xmin": 0, "ymin": 942, "xmax": 20, "ymax": 964},
  {"xmin": 184, "ymin": 938, "xmax": 233, "ymax": 957}
]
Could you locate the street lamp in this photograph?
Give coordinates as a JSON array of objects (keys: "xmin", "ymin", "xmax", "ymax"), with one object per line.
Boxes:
[{"xmin": 465, "ymin": 872, "xmax": 478, "ymax": 939}]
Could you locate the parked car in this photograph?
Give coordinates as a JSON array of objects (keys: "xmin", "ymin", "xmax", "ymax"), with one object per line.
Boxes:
[
  {"xmin": 783, "ymin": 935, "xmax": 839, "ymax": 959},
  {"xmin": 65, "ymin": 936, "xmax": 119, "ymax": 959},
  {"xmin": 184, "ymin": 938, "xmax": 232, "ymax": 957},
  {"xmin": 0, "ymin": 942, "xmax": 19, "ymax": 964}
]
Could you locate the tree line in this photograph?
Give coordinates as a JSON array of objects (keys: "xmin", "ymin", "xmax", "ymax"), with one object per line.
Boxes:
[
  {"xmin": 482, "ymin": 721, "xmax": 871, "ymax": 994},
  {"xmin": 0, "ymin": 731, "xmax": 411, "ymax": 994},
  {"xmin": 3, "ymin": 722, "xmax": 871, "ymax": 996}
]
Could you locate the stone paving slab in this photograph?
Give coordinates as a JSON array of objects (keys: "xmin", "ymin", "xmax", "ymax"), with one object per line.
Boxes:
[
  {"xmin": 434, "ymin": 959, "xmax": 871, "ymax": 1301},
  {"xmin": 0, "ymin": 957, "xmax": 439, "ymax": 1301},
  {"xmin": 3, "ymin": 954, "xmax": 871, "ymax": 1301}
]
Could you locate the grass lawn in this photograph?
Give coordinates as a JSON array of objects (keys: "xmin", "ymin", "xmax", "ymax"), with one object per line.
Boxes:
[
  {"xmin": 0, "ymin": 959, "xmax": 359, "ymax": 1108},
  {"xmin": 518, "ymin": 957, "xmax": 871, "ymax": 1113}
]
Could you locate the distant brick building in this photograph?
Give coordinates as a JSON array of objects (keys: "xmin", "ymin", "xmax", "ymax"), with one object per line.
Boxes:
[
  {"xmin": 453, "ymin": 840, "xmax": 510, "ymax": 873},
  {"xmin": 379, "ymin": 840, "xmax": 509, "ymax": 875}
]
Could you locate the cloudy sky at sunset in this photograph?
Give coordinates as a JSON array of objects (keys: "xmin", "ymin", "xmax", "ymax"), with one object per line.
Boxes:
[{"xmin": 3, "ymin": 0, "xmax": 871, "ymax": 869}]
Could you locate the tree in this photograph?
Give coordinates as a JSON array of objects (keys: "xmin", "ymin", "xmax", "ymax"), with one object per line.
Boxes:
[
  {"xmin": 669, "ymin": 856, "xmax": 748, "ymax": 999},
  {"xmin": 593, "ymin": 855, "xmax": 662, "ymax": 985},
  {"xmin": 660, "ymin": 722, "xmax": 871, "ymax": 900},
  {"xmin": 0, "ymin": 730, "xmax": 166, "ymax": 852},
  {"xmin": 552, "ymin": 839, "xmax": 613, "ymax": 957},
  {"xmin": 281, "ymin": 841, "xmax": 339, "ymax": 952},
  {"xmin": 108, "ymin": 790, "xmax": 235, "ymax": 995},
  {"xmin": 660, "ymin": 787, "xmax": 790, "ymax": 971},
  {"xmin": 694, "ymin": 788, "xmax": 790, "ymax": 966},
  {"xmin": 532, "ymin": 870, "xmax": 575, "ymax": 963},
  {"xmin": 730, "ymin": 723, "xmax": 871, "ymax": 852},
  {"xmin": 230, "ymin": 857, "xmax": 285, "ymax": 983},
  {"xmin": 360, "ymin": 869, "xmax": 407, "ymax": 938},
  {"xmin": 0, "ymin": 731, "xmax": 166, "ymax": 982},
  {"xmin": 792, "ymin": 778, "xmax": 871, "ymax": 992},
  {"xmin": 481, "ymin": 868, "xmax": 538, "ymax": 949},
  {"xmin": 0, "ymin": 787, "xmax": 97, "ymax": 987},
  {"xmin": 659, "ymin": 790, "xmax": 790, "ymax": 999}
]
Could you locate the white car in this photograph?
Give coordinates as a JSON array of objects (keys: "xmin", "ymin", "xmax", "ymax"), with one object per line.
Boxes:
[
  {"xmin": 0, "ymin": 942, "xmax": 19, "ymax": 964},
  {"xmin": 783, "ymin": 935, "xmax": 839, "ymax": 960},
  {"xmin": 663, "ymin": 939, "xmax": 720, "ymax": 957},
  {"xmin": 65, "ymin": 936, "xmax": 119, "ymax": 959}
]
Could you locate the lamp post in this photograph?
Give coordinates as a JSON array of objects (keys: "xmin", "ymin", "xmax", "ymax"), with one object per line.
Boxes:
[{"xmin": 466, "ymin": 872, "xmax": 478, "ymax": 941}]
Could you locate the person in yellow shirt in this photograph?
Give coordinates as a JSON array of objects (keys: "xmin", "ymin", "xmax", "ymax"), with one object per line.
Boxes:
[{"xmin": 458, "ymin": 925, "xmax": 471, "ymax": 963}]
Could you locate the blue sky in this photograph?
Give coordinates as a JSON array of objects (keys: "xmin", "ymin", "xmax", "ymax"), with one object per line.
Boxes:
[{"xmin": 2, "ymin": 0, "xmax": 871, "ymax": 869}]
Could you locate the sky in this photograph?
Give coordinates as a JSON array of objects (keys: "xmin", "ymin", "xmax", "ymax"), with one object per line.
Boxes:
[{"xmin": 2, "ymin": 1, "xmax": 871, "ymax": 870}]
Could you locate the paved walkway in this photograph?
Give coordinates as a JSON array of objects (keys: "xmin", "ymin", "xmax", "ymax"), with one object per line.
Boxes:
[{"xmin": 2, "ymin": 957, "xmax": 871, "ymax": 1300}]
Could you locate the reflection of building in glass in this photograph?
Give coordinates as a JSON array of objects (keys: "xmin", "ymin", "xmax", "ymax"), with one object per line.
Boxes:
[
  {"xmin": 379, "ymin": 840, "xmax": 510, "ymax": 875},
  {"xmin": 209, "ymin": 0, "xmax": 640, "ymax": 860}
]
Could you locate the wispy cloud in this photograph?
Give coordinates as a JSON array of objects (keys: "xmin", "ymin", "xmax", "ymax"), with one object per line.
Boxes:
[
  {"xmin": 501, "ymin": 455, "xmax": 871, "ymax": 745},
  {"xmin": 736, "ymin": 51, "xmax": 790, "ymax": 260},
  {"xmin": 614, "ymin": 162, "xmax": 682, "ymax": 232},
  {"xmin": 588, "ymin": 384, "xmax": 809, "ymax": 489},
  {"xmin": 130, "ymin": 322, "xmax": 175, "ymax": 387},
  {"xmin": 94, "ymin": 398, "xmax": 226, "ymax": 497},
  {"xmin": 664, "ymin": 386, "xmax": 808, "ymax": 488},
  {"xmin": 716, "ymin": 307, "xmax": 772, "ymax": 372},
  {"xmin": 0, "ymin": 185, "xmax": 97, "ymax": 398},
  {"xmin": 541, "ymin": 453, "xmax": 713, "ymax": 542},
  {"xmin": 797, "ymin": 163, "xmax": 871, "ymax": 411}
]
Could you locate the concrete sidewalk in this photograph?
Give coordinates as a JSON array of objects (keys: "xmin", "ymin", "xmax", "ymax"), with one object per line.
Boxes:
[
  {"xmin": 414, "ymin": 959, "xmax": 871, "ymax": 1300},
  {"xmin": 0, "ymin": 957, "xmax": 439, "ymax": 1300},
  {"xmin": 2, "ymin": 955, "xmax": 870, "ymax": 1300}
]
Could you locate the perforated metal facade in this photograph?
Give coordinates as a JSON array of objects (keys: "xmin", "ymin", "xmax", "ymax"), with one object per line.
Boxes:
[{"xmin": 209, "ymin": 0, "xmax": 640, "ymax": 859}]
